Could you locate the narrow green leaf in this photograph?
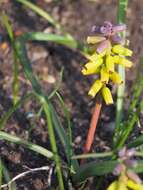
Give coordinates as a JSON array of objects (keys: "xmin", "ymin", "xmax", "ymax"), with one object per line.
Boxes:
[
  {"xmin": 72, "ymin": 152, "xmax": 113, "ymax": 160},
  {"xmin": 127, "ymin": 58, "xmax": 143, "ymax": 115},
  {"xmin": 56, "ymin": 93, "xmax": 72, "ymax": 154},
  {"xmin": 0, "ymin": 13, "xmax": 14, "ymax": 40},
  {"xmin": 19, "ymin": 32, "xmax": 77, "ymax": 49},
  {"xmin": 0, "ymin": 131, "xmax": 53, "ymax": 158},
  {"xmin": 1, "ymin": 13, "xmax": 19, "ymax": 104},
  {"xmin": 128, "ymin": 134, "xmax": 143, "ymax": 148},
  {"xmin": 115, "ymin": 100, "xmax": 143, "ymax": 149},
  {"xmin": 2, "ymin": 162, "xmax": 16, "ymax": 190},
  {"xmin": 133, "ymin": 160, "xmax": 143, "ymax": 173},
  {"xmin": 72, "ymin": 160, "xmax": 118, "ymax": 183}
]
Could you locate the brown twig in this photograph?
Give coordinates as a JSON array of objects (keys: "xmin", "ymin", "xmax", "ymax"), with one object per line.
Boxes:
[{"xmin": 81, "ymin": 97, "xmax": 102, "ymax": 164}]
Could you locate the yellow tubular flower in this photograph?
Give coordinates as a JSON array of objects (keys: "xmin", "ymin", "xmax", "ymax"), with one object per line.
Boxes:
[
  {"xmin": 114, "ymin": 56, "xmax": 133, "ymax": 68},
  {"xmin": 88, "ymin": 80, "xmax": 103, "ymax": 97},
  {"xmin": 112, "ymin": 44, "xmax": 133, "ymax": 56},
  {"xmin": 107, "ymin": 180, "xmax": 128, "ymax": 190},
  {"xmin": 106, "ymin": 55, "xmax": 115, "ymax": 72},
  {"xmin": 100, "ymin": 66, "xmax": 109, "ymax": 83},
  {"xmin": 87, "ymin": 36, "xmax": 106, "ymax": 44},
  {"xmin": 102, "ymin": 86, "xmax": 113, "ymax": 104},
  {"xmin": 119, "ymin": 58, "xmax": 133, "ymax": 67},
  {"xmin": 81, "ymin": 64, "xmax": 100, "ymax": 75},
  {"xmin": 81, "ymin": 58, "xmax": 103, "ymax": 75},
  {"xmin": 110, "ymin": 72, "xmax": 123, "ymax": 84},
  {"xmin": 127, "ymin": 180, "xmax": 143, "ymax": 190},
  {"xmin": 86, "ymin": 53, "xmax": 99, "ymax": 62}
]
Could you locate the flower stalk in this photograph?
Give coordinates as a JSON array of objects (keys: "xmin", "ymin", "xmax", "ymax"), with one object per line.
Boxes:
[
  {"xmin": 81, "ymin": 97, "xmax": 102, "ymax": 164},
  {"xmin": 115, "ymin": 0, "xmax": 128, "ymax": 130},
  {"xmin": 81, "ymin": 20, "xmax": 133, "ymax": 159}
]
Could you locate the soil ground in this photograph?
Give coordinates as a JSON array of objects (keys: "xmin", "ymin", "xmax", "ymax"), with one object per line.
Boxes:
[{"xmin": 0, "ymin": 0, "xmax": 143, "ymax": 189}]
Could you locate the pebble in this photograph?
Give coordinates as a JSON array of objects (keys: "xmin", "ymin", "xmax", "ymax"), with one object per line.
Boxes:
[
  {"xmin": 74, "ymin": 136, "xmax": 82, "ymax": 145},
  {"xmin": 31, "ymin": 51, "xmax": 48, "ymax": 62}
]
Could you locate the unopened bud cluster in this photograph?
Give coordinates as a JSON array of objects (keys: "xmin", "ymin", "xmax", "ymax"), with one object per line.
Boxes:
[
  {"xmin": 82, "ymin": 21, "xmax": 133, "ymax": 104},
  {"xmin": 107, "ymin": 147, "xmax": 143, "ymax": 190}
]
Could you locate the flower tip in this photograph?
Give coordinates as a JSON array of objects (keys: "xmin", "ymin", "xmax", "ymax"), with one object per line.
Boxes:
[
  {"xmin": 81, "ymin": 68, "xmax": 87, "ymax": 75},
  {"xmin": 88, "ymin": 80, "xmax": 103, "ymax": 97},
  {"xmin": 102, "ymin": 87, "xmax": 113, "ymax": 105},
  {"xmin": 87, "ymin": 36, "xmax": 106, "ymax": 44},
  {"xmin": 88, "ymin": 90, "xmax": 96, "ymax": 97}
]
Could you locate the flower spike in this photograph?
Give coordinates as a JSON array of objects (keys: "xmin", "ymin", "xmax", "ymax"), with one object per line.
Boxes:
[{"xmin": 81, "ymin": 22, "xmax": 133, "ymax": 104}]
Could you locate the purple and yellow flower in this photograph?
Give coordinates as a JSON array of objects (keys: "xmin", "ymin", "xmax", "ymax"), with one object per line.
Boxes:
[
  {"xmin": 107, "ymin": 147, "xmax": 143, "ymax": 190},
  {"xmin": 81, "ymin": 22, "xmax": 133, "ymax": 104}
]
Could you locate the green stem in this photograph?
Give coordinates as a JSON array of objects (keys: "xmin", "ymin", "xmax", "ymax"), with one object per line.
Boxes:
[
  {"xmin": 72, "ymin": 151, "xmax": 113, "ymax": 160},
  {"xmin": 43, "ymin": 101, "xmax": 64, "ymax": 190},
  {"xmin": 114, "ymin": 0, "xmax": 128, "ymax": 140},
  {"xmin": 135, "ymin": 152, "xmax": 143, "ymax": 157}
]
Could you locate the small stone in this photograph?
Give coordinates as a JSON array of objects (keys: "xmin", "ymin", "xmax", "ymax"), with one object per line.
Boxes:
[{"xmin": 74, "ymin": 136, "xmax": 82, "ymax": 145}]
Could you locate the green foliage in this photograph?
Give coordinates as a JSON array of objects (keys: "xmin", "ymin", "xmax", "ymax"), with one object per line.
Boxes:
[
  {"xmin": 2, "ymin": 161, "xmax": 17, "ymax": 190},
  {"xmin": 72, "ymin": 160, "xmax": 119, "ymax": 183},
  {"xmin": 0, "ymin": 131, "xmax": 53, "ymax": 158}
]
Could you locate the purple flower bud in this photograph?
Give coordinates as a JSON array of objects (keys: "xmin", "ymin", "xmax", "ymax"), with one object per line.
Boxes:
[
  {"xmin": 100, "ymin": 26, "xmax": 112, "ymax": 36},
  {"xmin": 112, "ymin": 24, "xmax": 126, "ymax": 33},
  {"xmin": 91, "ymin": 25, "xmax": 101, "ymax": 33},
  {"xmin": 127, "ymin": 170, "xmax": 142, "ymax": 184},
  {"xmin": 111, "ymin": 34, "xmax": 124, "ymax": 44},
  {"xmin": 103, "ymin": 21, "xmax": 113, "ymax": 29},
  {"xmin": 124, "ymin": 159, "xmax": 138, "ymax": 168},
  {"xmin": 96, "ymin": 40, "xmax": 109, "ymax": 53},
  {"xmin": 118, "ymin": 147, "xmax": 127, "ymax": 158},
  {"xmin": 100, "ymin": 21, "xmax": 113, "ymax": 36},
  {"xmin": 113, "ymin": 163, "xmax": 125, "ymax": 176},
  {"xmin": 126, "ymin": 148, "xmax": 136, "ymax": 157}
]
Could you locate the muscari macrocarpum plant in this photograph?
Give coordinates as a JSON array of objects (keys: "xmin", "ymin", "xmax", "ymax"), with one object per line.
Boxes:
[
  {"xmin": 1, "ymin": 1, "xmax": 143, "ymax": 189},
  {"xmin": 81, "ymin": 21, "xmax": 133, "ymax": 155},
  {"xmin": 79, "ymin": 22, "xmax": 143, "ymax": 189}
]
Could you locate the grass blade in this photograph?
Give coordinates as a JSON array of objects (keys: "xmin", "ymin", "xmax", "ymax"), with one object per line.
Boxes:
[
  {"xmin": 49, "ymin": 102, "xmax": 79, "ymax": 171},
  {"xmin": 19, "ymin": 32, "xmax": 77, "ymax": 49},
  {"xmin": 72, "ymin": 152, "xmax": 113, "ymax": 160},
  {"xmin": 1, "ymin": 160, "xmax": 16, "ymax": 190},
  {"xmin": 56, "ymin": 93, "xmax": 72, "ymax": 156},
  {"xmin": 128, "ymin": 58, "xmax": 143, "ymax": 115},
  {"xmin": 72, "ymin": 160, "xmax": 118, "ymax": 183},
  {"xmin": 127, "ymin": 134, "xmax": 143, "ymax": 148},
  {"xmin": 115, "ymin": 99, "xmax": 143, "ymax": 149},
  {"xmin": 1, "ymin": 13, "xmax": 19, "ymax": 104},
  {"xmin": 0, "ymin": 131, "xmax": 53, "ymax": 158},
  {"xmin": 133, "ymin": 160, "xmax": 143, "ymax": 173}
]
